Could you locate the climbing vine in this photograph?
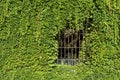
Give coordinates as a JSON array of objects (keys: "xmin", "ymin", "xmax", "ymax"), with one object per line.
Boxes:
[{"xmin": 0, "ymin": 0, "xmax": 120, "ymax": 80}]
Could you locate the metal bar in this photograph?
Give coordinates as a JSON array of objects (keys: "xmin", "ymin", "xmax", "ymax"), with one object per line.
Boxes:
[
  {"xmin": 64, "ymin": 32, "xmax": 66, "ymax": 61},
  {"xmin": 60, "ymin": 32, "xmax": 62, "ymax": 59},
  {"xmin": 67, "ymin": 29, "xmax": 69, "ymax": 65},
  {"xmin": 82, "ymin": 29, "xmax": 84, "ymax": 62},
  {"xmin": 71, "ymin": 29, "xmax": 74, "ymax": 65},
  {"xmin": 75, "ymin": 33, "xmax": 77, "ymax": 65}
]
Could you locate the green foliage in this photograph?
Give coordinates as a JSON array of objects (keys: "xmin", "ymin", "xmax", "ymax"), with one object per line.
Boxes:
[{"xmin": 0, "ymin": 0, "xmax": 120, "ymax": 80}]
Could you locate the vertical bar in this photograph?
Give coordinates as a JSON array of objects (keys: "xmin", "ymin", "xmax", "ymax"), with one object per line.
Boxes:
[
  {"xmin": 82, "ymin": 29, "xmax": 84, "ymax": 62},
  {"xmin": 57, "ymin": 32, "xmax": 60, "ymax": 64},
  {"xmin": 72, "ymin": 29, "xmax": 74, "ymax": 65},
  {"xmin": 75, "ymin": 30, "xmax": 77, "ymax": 65},
  {"xmin": 81, "ymin": 31, "xmax": 83, "ymax": 62},
  {"xmin": 64, "ymin": 32, "xmax": 66, "ymax": 64},
  {"xmin": 75, "ymin": 29, "xmax": 77, "ymax": 65},
  {"xmin": 68, "ymin": 29, "xmax": 70, "ymax": 65},
  {"xmin": 60, "ymin": 32, "xmax": 62, "ymax": 64}
]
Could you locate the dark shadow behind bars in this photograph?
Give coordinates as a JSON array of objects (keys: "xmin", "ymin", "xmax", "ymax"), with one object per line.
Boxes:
[{"xmin": 56, "ymin": 28, "xmax": 84, "ymax": 65}]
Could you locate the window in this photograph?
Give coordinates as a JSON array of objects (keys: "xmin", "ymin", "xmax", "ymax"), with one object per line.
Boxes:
[
  {"xmin": 56, "ymin": 28, "xmax": 84, "ymax": 65},
  {"xmin": 56, "ymin": 18, "xmax": 92, "ymax": 65}
]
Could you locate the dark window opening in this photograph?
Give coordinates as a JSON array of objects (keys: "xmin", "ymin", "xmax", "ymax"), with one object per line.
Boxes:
[
  {"xmin": 56, "ymin": 18, "xmax": 93, "ymax": 65},
  {"xmin": 56, "ymin": 28, "xmax": 84, "ymax": 65}
]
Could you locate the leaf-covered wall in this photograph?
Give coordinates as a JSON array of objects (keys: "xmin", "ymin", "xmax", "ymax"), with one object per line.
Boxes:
[{"xmin": 0, "ymin": 0, "xmax": 120, "ymax": 80}]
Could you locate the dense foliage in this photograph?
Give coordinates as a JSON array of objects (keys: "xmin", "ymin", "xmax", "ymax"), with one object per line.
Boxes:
[{"xmin": 0, "ymin": 0, "xmax": 120, "ymax": 80}]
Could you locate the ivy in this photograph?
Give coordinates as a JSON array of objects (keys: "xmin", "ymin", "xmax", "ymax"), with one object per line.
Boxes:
[{"xmin": 0, "ymin": 0, "xmax": 120, "ymax": 80}]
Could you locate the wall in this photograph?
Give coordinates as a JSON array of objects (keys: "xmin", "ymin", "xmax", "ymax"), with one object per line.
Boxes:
[{"xmin": 0, "ymin": 0, "xmax": 120, "ymax": 79}]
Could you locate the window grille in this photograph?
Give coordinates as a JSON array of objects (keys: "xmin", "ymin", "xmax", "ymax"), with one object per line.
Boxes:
[
  {"xmin": 56, "ymin": 18, "xmax": 92, "ymax": 65},
  {"xmin": 56, "ymin": 28, "xmax": 85, "ymax": 65}
]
